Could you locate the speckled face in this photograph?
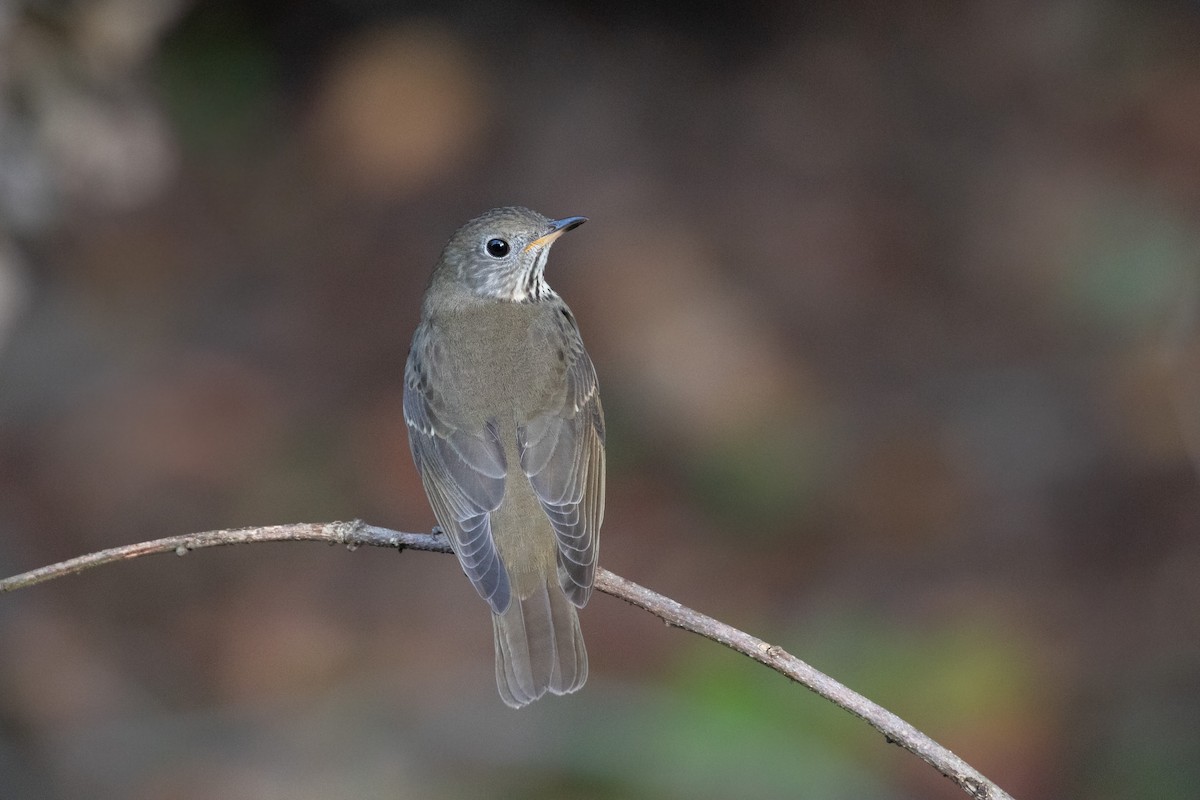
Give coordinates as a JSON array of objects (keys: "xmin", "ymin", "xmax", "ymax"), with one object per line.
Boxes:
[{"xmin": 439, "ymin": 207, "xmax": 586, "ymax": 302}]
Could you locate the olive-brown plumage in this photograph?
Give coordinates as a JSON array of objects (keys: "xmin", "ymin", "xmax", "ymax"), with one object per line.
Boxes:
[{"xmin": 404, "ymin": 207, "xmax": 604, "ymax": 707}]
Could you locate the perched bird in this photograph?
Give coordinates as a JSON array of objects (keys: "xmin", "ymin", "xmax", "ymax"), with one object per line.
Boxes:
[{"xmin": 403, "ymin": 207, "xmax": 605, "ymax": 707}]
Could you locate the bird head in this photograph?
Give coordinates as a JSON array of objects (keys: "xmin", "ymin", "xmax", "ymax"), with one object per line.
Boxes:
[{"xmin": 435, "ymin": 206, "xmax": 587, "ymax": 303}]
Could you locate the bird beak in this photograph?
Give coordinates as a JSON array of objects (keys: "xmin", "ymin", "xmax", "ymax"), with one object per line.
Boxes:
[{"xmin": 524, "ymin": 216, "xmax": 588, "ymax": 252}]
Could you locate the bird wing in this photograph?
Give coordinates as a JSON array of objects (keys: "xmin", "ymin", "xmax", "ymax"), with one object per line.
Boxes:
[
  {"xmin": 404, "ymin": 326, "xmax": 511, "ymax": 613},
  {"xmin": 517, "ymin": 308, "xmax": 605, "ymax": 607}
]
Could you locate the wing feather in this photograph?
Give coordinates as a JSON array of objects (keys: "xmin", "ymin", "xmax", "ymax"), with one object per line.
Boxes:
[
  {"xmin": 518, "ymin": 314, "xmax": 605, "ymax": 607},
  {"xmin": 404, "ymin": 327, "xmax": 511, "ymax": 613}
]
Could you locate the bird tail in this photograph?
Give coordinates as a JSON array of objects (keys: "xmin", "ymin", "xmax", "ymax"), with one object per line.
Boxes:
[{"xmin": 492, "ymin": 579, "xmax": 587, "ymax": 708}]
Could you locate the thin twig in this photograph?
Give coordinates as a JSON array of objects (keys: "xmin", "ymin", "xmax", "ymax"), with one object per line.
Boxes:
[{"xmin": 0, "ymin": 521, "xmax": 1014, "ymax": 800}]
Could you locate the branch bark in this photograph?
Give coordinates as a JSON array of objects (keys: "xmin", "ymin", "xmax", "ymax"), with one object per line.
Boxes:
[{"xmin": 0, "ymin": 520, "xmax": 1014, "ymax": 800}]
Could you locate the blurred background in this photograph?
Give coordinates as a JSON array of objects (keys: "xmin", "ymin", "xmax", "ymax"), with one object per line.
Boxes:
[{"xmin": 2, "ymin": 0, "xmax": 1199, "ymax": 798}]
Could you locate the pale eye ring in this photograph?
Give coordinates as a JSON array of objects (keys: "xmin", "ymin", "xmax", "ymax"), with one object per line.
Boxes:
[{"xmin": 485, "ymin": 238, "xmax": 510, "ymax": 258}]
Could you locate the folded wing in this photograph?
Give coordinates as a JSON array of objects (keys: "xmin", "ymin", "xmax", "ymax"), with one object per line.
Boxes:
[
  {"xmin": 404, "ymin": 327, "xmax": 511, "ymax": 613},
  {"xmin": 518, "ymin": 310, "xmax": 605, "ymax": 607}
]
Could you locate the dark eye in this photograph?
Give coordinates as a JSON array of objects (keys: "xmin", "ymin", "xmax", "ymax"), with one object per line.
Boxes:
[{"xmin": 486, "ymin": 238, "xmax": 510, "ymax": 258}]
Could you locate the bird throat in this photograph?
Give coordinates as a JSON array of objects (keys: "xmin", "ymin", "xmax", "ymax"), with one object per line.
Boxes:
[
  {"xmin": 519, "ymin": 247, "xmax": 554, "ymax": 303},
  {"xmin": 486, "ymin": 248, "xmax": 553, "ymax": 304}
]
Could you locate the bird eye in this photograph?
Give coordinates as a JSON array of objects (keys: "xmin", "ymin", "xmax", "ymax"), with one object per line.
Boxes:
[{"xmin": 485, "ymin": 238, "xmax": 510, "ymax": 258}]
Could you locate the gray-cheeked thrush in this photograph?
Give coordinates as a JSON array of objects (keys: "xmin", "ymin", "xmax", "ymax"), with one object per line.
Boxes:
[{"xmin": 404, "ymin": 207, "xmax": 604, "ymax": 707}]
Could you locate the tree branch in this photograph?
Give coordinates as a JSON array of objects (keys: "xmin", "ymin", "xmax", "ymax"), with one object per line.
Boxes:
[{"xmin": 0, "ymin": 520, "xmax": 1014, "ymax": 800}]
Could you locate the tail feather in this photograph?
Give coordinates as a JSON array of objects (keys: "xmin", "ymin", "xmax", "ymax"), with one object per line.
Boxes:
[{"xmin": 493, "ymin": 580, "xmax": 587, "ymax": 708}]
